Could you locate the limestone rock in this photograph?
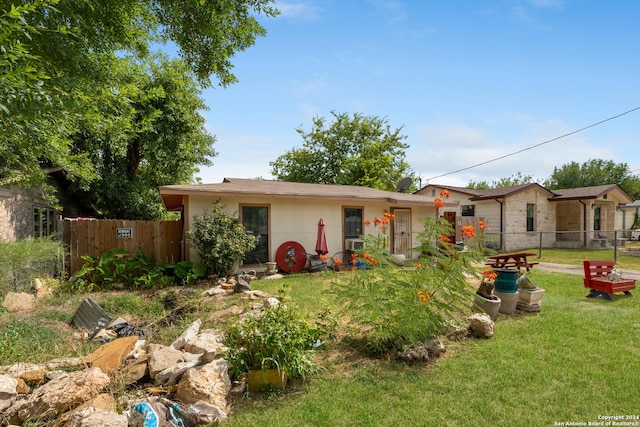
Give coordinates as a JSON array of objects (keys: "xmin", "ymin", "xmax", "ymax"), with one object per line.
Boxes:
[
  {"xmin": 175, "ymin": 359, "xmax": 231, "ymax": 411},
  {"xmin": 123, "ymin": 355, "xmax": 148, "ymax": 384},
  {"xmin": 467, "ymin": 313, "xmax": 495, "ymax": 338},
  {"xmin": 0, "ymin": 375, "xmax": 18, "ymax": 411},
  {"xmin": 148, "ymin": 345, "xmax": 184, "ymax": 379},
  {"xmin": 84, "ymin": 336, "xmax": 138, "ymax": 374},
  {"xmin": 170, "ymin": 319, "xmax": 201, "ymax": 350},
  {"xmin": 203, "ymin": 287, "xmax": 232, "ymax": 297},
  {"xmin": 248, "ymin": 290, "xmax": 270, "ymax": 299},
  {"xmin": 397, "ymin": 338, "xmax": 445, "ymax": 363},
  {"xmin": 34, "ymin": 278, "xmax": 53, "ymax": 299},
  {"xmin": 47, "ymin": 357, "xmax": 85, "ymax": 370},
  {"xmin": 263, "ymin": 297, "xmax": 280, "ymax": 309},
  {"xmin": 206, "ymin": 305, "xmax": 243, "ymax": 323},
  {"xmin": 155, "ymin": 360, "xmax": 199, "ymax": 386},
  {"xmin": 63, "ymin": 407, "xmax": 128, "ymax": 427},
  {"xmin": 16, "ymin": 367, "xmax": 110, "ymax": 421},
  {"xmin": 2, "ymin": 292, "xmax": 35, "ymax": 312},
  {"xmin": 184, "ymin": 331, "xmax": 225, "ymax": 363},
  {"xmin": 19, "ymin": 368, "xmax": 47, "ymax": 386},
  {"xmin": 16, "ymin": 378, "xmax": 30, "ymax": 394},
  {"xmin": 56, "ymin": 393, "xmax": 117, "ymax": 426}
]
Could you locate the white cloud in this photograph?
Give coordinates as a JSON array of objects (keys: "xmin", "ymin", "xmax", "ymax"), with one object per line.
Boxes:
[
  {"xmin": 409, "ymin": 118, "xmax": 614, "ymax": 188},
  {"xmin": 275, "ymin": 1, "xmax": 322, "ymax": 20}
]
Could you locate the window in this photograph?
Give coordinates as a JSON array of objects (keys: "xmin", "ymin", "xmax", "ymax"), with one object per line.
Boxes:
[
  {"xmin": 34, "ymin": 207, "xmax": 56, "ymax": 237},
  {"xmin": 461, "ymin": 205, "xmax": 475, "ymax": 217},
  {"xmin": 344, "ymin": 207, "xmax": 363, "ymax": 241},
  {"xmin": 593, "ymin": 206, "xmax": 601, "ymax": 231},
  {"xmin": 526, "ymin": 203, "xmax": 535, "ymax": 232},
  {"xmin": 241, "ymin": 205, "xmax": 269, "ymax": 264}
]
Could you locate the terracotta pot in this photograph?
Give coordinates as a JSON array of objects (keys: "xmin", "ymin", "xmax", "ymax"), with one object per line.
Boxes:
[{"xmin": 473, "ymin": 293, "xmax": 501, "ymax": 320}]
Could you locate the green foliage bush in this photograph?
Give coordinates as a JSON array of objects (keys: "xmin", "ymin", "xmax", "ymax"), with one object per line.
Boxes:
[
  {"xmin": 189, "ymin": 202, "xmax": 259, "ymax": 277},
  {"xmin": 224, "ymin": 286, "xmax": 335, "ymax": 380},
  {"xmin": 68, "ymin": 248, "xmax": 205, "ymax": 292},
  {"xmin": 332, "ymin": 214, "xmax": 483, "ymax": 356}
]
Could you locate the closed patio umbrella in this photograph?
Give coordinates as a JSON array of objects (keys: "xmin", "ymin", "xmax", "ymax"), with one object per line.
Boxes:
[{"xmin": 315, "ymin": 218, "xmax": 329, "ymax": 256}]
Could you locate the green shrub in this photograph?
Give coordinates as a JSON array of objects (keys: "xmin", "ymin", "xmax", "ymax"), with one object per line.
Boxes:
[
  {"xmin": 224, "ymin": 286, "xmax": 335, "ymax": 380},
  {"xmin": 332, "ymin": 214, "xmax": 483, "ymax": 356},
  {"xmin": 67, "ymin": 249, "xmax": 205, "ymax": 292},
  {"xmin": 189, "ymin": 202, "xmax": 259, "ymax": 277}
]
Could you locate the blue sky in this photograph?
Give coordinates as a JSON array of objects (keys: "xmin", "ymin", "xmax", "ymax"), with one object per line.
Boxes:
[{"xmin": 194, "ymin": 0, "xmax": 640, "ymax": 188}]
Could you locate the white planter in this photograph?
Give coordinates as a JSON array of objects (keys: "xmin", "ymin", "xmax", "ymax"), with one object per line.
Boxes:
[
  {"xmin": 473, "ymin": 293, "xmax": 501, "ymax": 320},
  {"xmin": 265, "ymin": 262, "xmax": 278, "ymax": 275},
  {"xmin": 517, "ymin": 288, "xmax": 546, "ymax": 305},
  {"xmin": 495, "ymin": 291, "xmax": 518, "ymax": 315}
]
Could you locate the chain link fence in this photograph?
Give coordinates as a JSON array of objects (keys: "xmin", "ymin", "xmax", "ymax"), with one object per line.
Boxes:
[
  {"xmin": 478, "ymin": 228, "xmax": 639, "ymax": 262},
  {"xmin": 0, "ymin": 238, "xmax": 64, "ymax": 295}
]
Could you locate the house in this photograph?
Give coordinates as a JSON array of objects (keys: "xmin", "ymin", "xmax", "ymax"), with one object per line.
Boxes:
[
  {"xmin": 617, "ymin": 199, "xmax": 640, "ymax": 231},
  {"xmin": 158, "ymin": 178, "xmax": 452, "ymax": 266},
  {"xmin": 0, "ymin": 185, "xmax": 59, "ymax": 240},
  {"xmin": 417, "ymin": 183, "xmax": 633, "ymax": 252},
  {"xmin": 0, "ymin": 170, "xmax": 101, "ymax": 241}
]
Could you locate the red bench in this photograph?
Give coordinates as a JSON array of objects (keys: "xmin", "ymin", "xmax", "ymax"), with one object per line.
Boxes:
[{"xmin": 582, "ymin": 260, "xmax": 636, "ymax": 300}]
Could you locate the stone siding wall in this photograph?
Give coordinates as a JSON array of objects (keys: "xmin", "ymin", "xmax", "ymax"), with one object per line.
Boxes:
[{"xmin": 0, "ymin": 188, "xmax": 34, "ymax": 240}]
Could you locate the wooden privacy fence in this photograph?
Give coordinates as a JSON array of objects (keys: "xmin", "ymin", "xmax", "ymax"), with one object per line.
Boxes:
[{"xmin": 64, "ymin": 219, "xmax": 183, "ymax": 276}]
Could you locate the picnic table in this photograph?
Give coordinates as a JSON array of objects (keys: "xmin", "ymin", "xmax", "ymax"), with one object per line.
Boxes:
[{"xmin": 485, "ymin": 252, "xmax": 538, "ymax": 272}]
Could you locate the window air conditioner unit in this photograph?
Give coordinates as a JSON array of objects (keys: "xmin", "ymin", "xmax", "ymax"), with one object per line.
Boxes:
[{"xmin": 345, "ymin": 238, "xmax": 365, "ymax": 251}]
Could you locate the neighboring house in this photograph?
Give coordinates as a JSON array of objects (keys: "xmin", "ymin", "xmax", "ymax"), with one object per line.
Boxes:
[
  {"xmin": 0, "ymin": 185, "xmax": 59, "ymax": 240},
  {"xmin": 417, "ymin": 183, "xmax": 633, "ymax": 252},
  {"xmin": 158, "ymin": 178, "xmax": 451, "ymax": 266},
  {"xmin": 1, "ymin": 170, "xmax": 101, "ymax": 241},
  {"xmin": 617, "ymin": 199, "xmax": 640, "ymax": 230},
  {"xmin": 549, "ymin": 184, "xmax": 632, "ymax": 248},
  {"xmin": 417, "ymin": 183, "xmax": 556, "ymax": 251}
]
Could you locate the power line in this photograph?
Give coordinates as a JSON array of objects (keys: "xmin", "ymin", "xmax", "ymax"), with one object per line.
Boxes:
[{"xmin": 425, "ymin": 105, "xmax": 640, "ymax": 182}]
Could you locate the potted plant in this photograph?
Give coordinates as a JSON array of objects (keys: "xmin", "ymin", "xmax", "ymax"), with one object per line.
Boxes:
[
  {"xmin": 473, "ymin": 268, "xmax": 501, "ymax": 320},
  {"xmin": 224, "ymin": 288, "xmax": 334, "ymax": 391}
]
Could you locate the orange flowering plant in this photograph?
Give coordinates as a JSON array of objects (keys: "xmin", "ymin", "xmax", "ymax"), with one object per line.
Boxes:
[{"xmin": 332, "ymin": 209, "xmax": 485, "ymax": 356}]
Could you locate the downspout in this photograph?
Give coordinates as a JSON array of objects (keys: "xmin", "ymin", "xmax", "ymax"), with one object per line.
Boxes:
[
  {"xmin": 579, "ymin": 200, "xmax": 587, "ymax": 248},
  {"xmin": 495, "ymin": 198, "xmax": 504, "ymax": 251}
]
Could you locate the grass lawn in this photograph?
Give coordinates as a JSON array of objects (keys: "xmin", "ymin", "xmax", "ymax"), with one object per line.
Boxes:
[
  {"xmin": 223, "ymin": 268, "xmax": 640, "ymax": 427},
  {"xmin": 2, "ymin": 254, "xmax": 639, "ymax": 426},
  {"xmin": 528, "ymin": 245, "xmax": 640, "ymax": 270}
]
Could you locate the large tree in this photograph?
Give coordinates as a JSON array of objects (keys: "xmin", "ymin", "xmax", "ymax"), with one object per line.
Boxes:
[
  {"xmin": 543, "ymin": 159, "xmax": 640, "ymax": 199},
  {"xmin": 1, "ymin": 0, "xmax": 277, "ymax": 200},
  {"xmin": 67, "ymin": 55, "xmax": 216, "ymax": 219},
  {"xmin": 467, "ymin": 172, "xmax": 535, "ymax": 189},
  {"xmin": 270, "ymin": 111, "xmax": 412, "ymax": 192}
]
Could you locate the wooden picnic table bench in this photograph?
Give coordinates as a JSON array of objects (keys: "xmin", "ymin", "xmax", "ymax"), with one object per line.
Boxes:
[
  {"xmin": 582, "ymin": 260, "xmax": 636, "ymax": 300},
  {"xmin": 485, "ymin": 252, "xmax": 539, "ymax": 272}
]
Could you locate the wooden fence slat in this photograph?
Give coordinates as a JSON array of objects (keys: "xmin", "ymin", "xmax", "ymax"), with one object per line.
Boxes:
[{"xmin": 64, "ymin": 219, "xmax": 183, "ymax": 276}]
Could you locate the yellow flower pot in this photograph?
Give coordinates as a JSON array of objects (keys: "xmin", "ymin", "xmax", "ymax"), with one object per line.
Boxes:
[{"xmin": 247, "ymin": 369, "xmax": 287, "ymax": 392}]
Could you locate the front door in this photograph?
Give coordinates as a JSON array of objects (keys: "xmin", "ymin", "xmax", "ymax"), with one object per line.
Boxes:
[{"xmin": 392, "ymin": 209, "xmax": 411, "ymax": 256}]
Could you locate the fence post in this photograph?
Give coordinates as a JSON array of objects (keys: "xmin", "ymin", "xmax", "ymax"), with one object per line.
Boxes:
[
  {"xmin": 538, "ymin": 232, "xmax": 543, "ymax": 258},
  {"xmin": 614, "ymin": 229, "xmax": 618, "ymax": 264}
]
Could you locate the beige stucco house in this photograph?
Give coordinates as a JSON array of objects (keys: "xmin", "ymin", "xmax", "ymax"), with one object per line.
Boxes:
[
  {"xmin": 158, "ymin": 178, "xmax": 452, "ymax": 266},
  {"xmin": 417, "ymin": 183, "xmax": 633, "ymax": 252}
]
